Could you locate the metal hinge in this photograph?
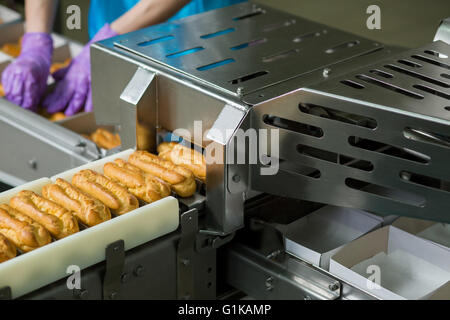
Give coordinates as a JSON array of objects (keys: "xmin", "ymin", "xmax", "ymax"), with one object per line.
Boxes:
[{"xmin": 103, "ymin": 240, "xmax": 125, "ymax": 300}]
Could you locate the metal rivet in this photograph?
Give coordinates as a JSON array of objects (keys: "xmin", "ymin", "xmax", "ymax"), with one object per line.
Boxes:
[
  {"xmin": 265, "ymin": 276, "xmax": 274, "ymax": 291},
  {"xmin": 304, "ymin": 295, "xmax": 311, "ymax": 300},
  {"xmin": 182, "ymin": 259, "xmax": 190, "ymax": 267},
  {"xmin": 134, "ymin": 266, "xmax": 144, "ymax": 277},
  {"xmin": 236, "ymin": 87, "xmax": 244, "ymax": 97},
  {"xmin": 400, "ymin": 171, "xmax": 412, "ymax": 181},
  {"xmin": 109, "ymin": 292, "xmax": 118, "ymax": 300},
  {"xmin": 78, "ymin": 289, "xmax": 89, "ymax": 299},
  {"xmin": 232, "ymin": 174, "xmax": 241, "ymax": 183},
  {"xmin": 261, "ymin": 154, "xmax": 271, "ymax": 166},
  {"xmin": 28, "ymin": 159, "xmax": 37, "ymax": 170},
  {"xmin": 323, "ymin": 68, "xmax": 331, "ymax": 77},
  {"xmin": 329, "ymin": 283, "xmax": 340, "ymax": 291},
  {"xmin": 121, "ymin": 273, "xmax": 130, "ymax": 283}
]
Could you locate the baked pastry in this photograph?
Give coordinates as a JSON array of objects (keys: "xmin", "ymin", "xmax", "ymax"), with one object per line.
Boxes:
[
  {"xmin": 129, "ymin": 151, "xmax": 196, "ymax": 198},
  {"xmin": 49, "ymin": 112, "xmax": 66, "ymax": 122},
  {"xmin": 10, "ymin": 191, "xmax": 79, "ymax": 239},
  {"xmin": 90, "ymin": 128, "xmax": 121, "ymax": 150},
  {"xmin": 0, "ymin": 204, "xmax": 51, "ymax": 252},
  {"xmin": 1, "ymin": 42, "xmax": 21, "ymax": 57},
  {"xmin": 50, "ymin": 58, "xmax": 71, "ymax": 74},
  {"xmin": 42, "ymin": 179, "xmax": 111, "ymax": 227},
  {"xmin": 0, "ymin": 233, "xmax": 16, "ymax": 264},
  {"xmin": 37, "ymin": 109, "xmax": 66, "ymax": 122},
  {"xmin": 104, "ymin": 159, "xmax": 171, "ymax": 203},
  {"xmin": 72, "ymin": 170, "xmax": 139, "ymax": 215},
  {"xmin": 158, "ymin": 142, "xmax": 206, "ymax": 182}
]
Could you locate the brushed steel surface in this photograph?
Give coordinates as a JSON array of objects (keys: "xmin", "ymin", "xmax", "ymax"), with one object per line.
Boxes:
[
  {"xmin": 0, "ymin": 100, "xmax": 99, "ymax": 184},
  {"xmin": 109, "ymin": 2, "xmax": 383, "ymax": 97}
]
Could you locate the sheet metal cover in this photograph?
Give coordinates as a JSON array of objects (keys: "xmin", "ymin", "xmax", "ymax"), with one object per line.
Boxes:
[{"xmin": 109, "ymin": 2, "xmax": 381, "ymax": 96}]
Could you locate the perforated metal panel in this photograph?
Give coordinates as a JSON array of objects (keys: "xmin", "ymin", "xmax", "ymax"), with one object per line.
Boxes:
[
  {"xmin": 252, "ymin": 41, "xmax": 450, "ymax": 223},
  {"xmin": 111, "ymin": 2, "xmax": 383, "ymax": 97}
]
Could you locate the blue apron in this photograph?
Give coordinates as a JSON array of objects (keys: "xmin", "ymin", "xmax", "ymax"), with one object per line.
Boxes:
[{"xmin": 88, "ymin": 0, "xmax": 247, "ymax": 39}]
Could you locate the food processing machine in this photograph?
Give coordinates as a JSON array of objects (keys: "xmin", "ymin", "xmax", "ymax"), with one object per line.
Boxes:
[{"xmin": 0, "ymin": 2, "xmax": 449, "ymax": 300}]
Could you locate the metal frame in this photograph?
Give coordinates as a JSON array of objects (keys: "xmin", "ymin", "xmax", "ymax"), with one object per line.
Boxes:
[
  {"xmin": 17, "ymin": 226, "xmax": 218, "ymax": 300},
  {"xmin": 225, "ymin": 243, "xmax": 378, "ymax": 300}
]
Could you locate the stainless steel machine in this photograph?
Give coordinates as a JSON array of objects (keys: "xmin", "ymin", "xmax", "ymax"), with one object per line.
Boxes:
[
  {"xmin": 0, "ymin": 2, "xmax": 449, "ymax": 300},
  {"xmin": 92, "ymin": 2, "xmax": 450, "ymax": 231}
]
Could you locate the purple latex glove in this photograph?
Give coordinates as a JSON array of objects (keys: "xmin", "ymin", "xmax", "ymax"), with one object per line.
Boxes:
[
  {"xmin": 1, "ymin": 33, "xmax": 53, "ymax": 111},
  {"xmin": 43, "ymin": 24, "xmax": 118, "ymax": 116}
]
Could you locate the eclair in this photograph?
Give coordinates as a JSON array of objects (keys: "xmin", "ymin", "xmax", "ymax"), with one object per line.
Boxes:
[
  {"xmin": 157, "ymin": 142, "xmax": 206, "ymax": 182},
  {"xmin": 0, "ymin": 204, "xmax": 51, "ymax": 252},
  {"xmin": 1, "ymin": 42, "xmax": 21, "ymax": 58},
  {"xmin": 90, "ymin": 128, "xmax": 121, "ymax": 150},
  {"xmin": 129, "ymin": 151, "xmax": 196, "ymax": 198},
  {"xmin": 0, "ymin": 233, "xmax": 16, "ymax": 263},
  {"xmin": 104, "ymin": 159, "xmax": 171, "ymax": 203},
  {"xmin": 10, "ymin": 191, "xmax": 79, "ymax": 239},
  {"xmin": 42, "ymin": 179, "xmax": 111, "ymax": 227},
  {"xmin": 72, "ymin": 170, "xmax": 139, "ymax": 215}
]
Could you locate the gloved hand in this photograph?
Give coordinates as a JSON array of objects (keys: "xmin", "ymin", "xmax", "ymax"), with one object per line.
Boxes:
[
  {"xmin": 1, "ymin": 33, "xmax": 53, "ymax": 111},
  {"xmin": 43, "ymin": 24, "xmax": 118, "ymax": 116}
]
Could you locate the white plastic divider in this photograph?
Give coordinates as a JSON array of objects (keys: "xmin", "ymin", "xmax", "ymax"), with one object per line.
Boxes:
[
  {"xmin": 52, "ymin": 149, "xmax": 134, "ymax": 182},
  {"xmin": 0, "ymin": 149, "xmax": 179, "ymax": 299},
  {"xmin": 0, "ymin": 178, "xmax": 51, "ymax": 201}
]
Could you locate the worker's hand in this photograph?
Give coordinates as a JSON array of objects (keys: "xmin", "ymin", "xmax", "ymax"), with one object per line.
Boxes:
[
  {"xmin": 1, "ymin": 33, "xmax": 53, "ymax": 111},
  {"xmin": 43, "ymin": 24, "xmax": 118, "ymax": 116}
]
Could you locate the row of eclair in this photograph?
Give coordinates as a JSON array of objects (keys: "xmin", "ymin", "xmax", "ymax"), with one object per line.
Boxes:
[{"xmin": 0, "ymin": 143, "xmax": 206, "ymax": 263}]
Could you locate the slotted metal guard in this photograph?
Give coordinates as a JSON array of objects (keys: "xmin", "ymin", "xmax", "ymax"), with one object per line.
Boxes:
[
  {"xmin": 111, "ymin": 2, "xmax": 382, "ymax": 97},
  {"xmin": 252, "ymin": 41, "xmax": 450, "ymax": 223}
]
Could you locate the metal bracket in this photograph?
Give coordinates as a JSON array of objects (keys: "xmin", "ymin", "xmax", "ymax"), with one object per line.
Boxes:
[
  {"xmin": 226, "ymin": 244, "xmax": 342, "ymax": 300},
  {"xmin": 434, "ymin": 17, "xmax": 450, "ymax": 44},
  {"xmin": 0, "ymin": 286, "xmax": 11, "ymax": 300},
  {"xmin": 196, "ymin": 232, "xmax": 235, "ymax": 253},
  {"xmin": 103, "ymin": 240, "xmax": 125, "ymax": 300},
  {"xmin": 177, "ymin": 209, "xmax": 198, "ymax": 300},
  {"xmin": 119, "ymin": 67, "xmax": 157, "ymax": 152}
]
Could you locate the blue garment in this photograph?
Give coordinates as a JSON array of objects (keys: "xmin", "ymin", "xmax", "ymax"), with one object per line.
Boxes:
[{"xmin": 88, "ymin": 0, "xmax": 247, "ymax": 39}]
